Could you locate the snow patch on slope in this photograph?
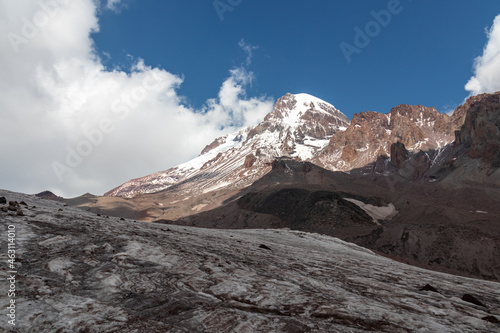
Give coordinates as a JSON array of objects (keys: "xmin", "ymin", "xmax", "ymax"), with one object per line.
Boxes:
[{"xmin": 345, "ymin": 198, "xmax": 398, "ymax": 223}]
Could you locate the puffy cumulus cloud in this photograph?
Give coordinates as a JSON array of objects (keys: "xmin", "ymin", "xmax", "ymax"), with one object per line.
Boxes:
[
  {"xmin": 465, "ymin": 14, "xmax": 500, "ymax": 95},
  {"xmin": 0, "ymin": 0, "xmax": 274, "ymax": 197}
]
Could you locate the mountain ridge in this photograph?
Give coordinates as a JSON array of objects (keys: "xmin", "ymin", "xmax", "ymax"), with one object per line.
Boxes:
[{"xmin": 106, "ymin": 92, "xmax": 481, "ymax": 201}]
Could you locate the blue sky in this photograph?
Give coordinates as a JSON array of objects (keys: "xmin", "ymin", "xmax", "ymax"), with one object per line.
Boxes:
[
  {"xmin": 94, "ymin": 0, "xmax": 498, "ymax": 117},
  {"xmin": 1, "ymin": 0, "xmax": 499, "ymax": 197}
]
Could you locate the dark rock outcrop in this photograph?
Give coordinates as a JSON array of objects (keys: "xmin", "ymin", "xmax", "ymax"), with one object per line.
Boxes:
[
  {"xmin": 420, "ymin": 284, "xmax": 439, "ymax": 293},
  {"xmin": 200, "ymin": 135, "xmax": 228, "ymax": 155},
  {"xmin": 462, "ymin": 294, "xmax": 487, "ymax": 308},
  {"xmin": 456, "ymin": 92, "xmax": 500, "ymax": 167},
  {"xmin": 390, "ymin": 141, "xmax": 409, "ymax": 169},
  {"xmin": 244, "ymin": 154, "xmax": 257, "ymax": 168},
  {"xmin": 482, "ymin": 316, "xmax": 500, "ymax": 324}
]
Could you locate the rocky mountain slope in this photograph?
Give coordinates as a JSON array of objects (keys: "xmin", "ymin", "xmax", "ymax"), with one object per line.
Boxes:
[
  {"xmin": 354, "ymin": 91, "xmax": 500, "ymax": 187},
  {"xmin": 316, "ymin": 103, "xmax": 463, "ymax": 172},
  {"xmin": 1, "ymin": 189, "xmax": 499, "ymax": 332}
]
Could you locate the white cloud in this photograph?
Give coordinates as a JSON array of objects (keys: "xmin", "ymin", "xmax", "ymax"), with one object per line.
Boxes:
[
  {"xmin": 465, "ymin": 14, "xmax": 500, "ymax": 95},
  {"xmin": 0, "ymin": 0, "xmax": 274, "ymax": 197},
  {"xmin": 238, "ymin": 39, "xmax": 258, "ymax": 66},
  {"xmin": 106, "ymin": 0, "xmax": 125, "ymax": 13}
]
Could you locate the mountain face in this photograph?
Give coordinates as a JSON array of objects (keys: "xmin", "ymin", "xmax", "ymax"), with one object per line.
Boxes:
[
  {"xmin": 105, "ymin": 93, "xmax": 350, "ymax": 199},
  {"xmin": 316, "ymin": 104, "xmax": 461, "ymax": 171},
  {"xmin": 2, "ymin": 189, "xmax": 500, "ymax": 332},
  {"xmin": 455, "ymin": 91, "xmax": 500, "ymax": 168},
  {"xmin": 356, "ymin": 92, "xmax": 500, "ymax": 187}
]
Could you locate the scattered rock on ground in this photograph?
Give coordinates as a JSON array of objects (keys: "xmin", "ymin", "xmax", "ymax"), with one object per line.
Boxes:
[
  {"xmin": 259, "ymin": 244, "xmax": 272, "ymax": 251},
  {"xmin": 482, "ymin": 316, "xmax": 499, "ymax": 324},
  {"xmin": 420, "ymin": 284, "xmax": 440, "ymax": 293},
  {"xmin": 462, "ymin": 294, "xmax": 487, "ymax": 307}
]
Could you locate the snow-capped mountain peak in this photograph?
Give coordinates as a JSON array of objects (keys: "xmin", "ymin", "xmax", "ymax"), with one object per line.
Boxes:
[
  {"xmin": 106, "ymin": 93, "xmax": 350, "ymax": 198},
  {"xmin": 262, "ymin": 92, "xmax": 349, "ymax": 134}
]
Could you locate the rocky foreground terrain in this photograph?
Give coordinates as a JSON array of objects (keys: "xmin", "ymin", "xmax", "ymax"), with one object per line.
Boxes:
[{"xmin": 1, "ymin": 189, "xmax": 500, "ymax": 332}]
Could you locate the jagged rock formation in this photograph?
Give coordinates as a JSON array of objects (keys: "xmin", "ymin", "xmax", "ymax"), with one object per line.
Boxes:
[
  {"xmin": 451, "ymin": 92, "xmax": 497, "ymax": 130},
  {"xmin": 458, "ymin": 92, "xmax": 500, "ymax": 167},
  {"xmin": 359, "ymin": 91, "xmax": 500, "ymax": 186},
  {"xmin": 1, "ymin": 189, "xmax": 499, "ymax": 332},
  {"xmin": 317, "ymin": 104, "xmax": 462, "ymax": 171}
]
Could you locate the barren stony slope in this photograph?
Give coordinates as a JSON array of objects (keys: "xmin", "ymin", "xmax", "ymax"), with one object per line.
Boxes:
[{"xmin": 1, "ymin": 189, "xmax": 500, "ymax": 332}]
